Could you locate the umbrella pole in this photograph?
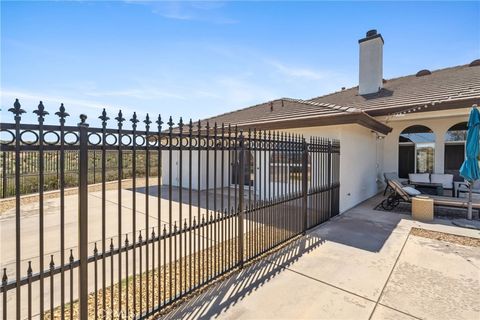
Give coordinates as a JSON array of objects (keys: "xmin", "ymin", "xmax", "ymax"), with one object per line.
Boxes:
[{"xmin": 468, "ymin": 182, "xmax": 473, "ymax": 220}]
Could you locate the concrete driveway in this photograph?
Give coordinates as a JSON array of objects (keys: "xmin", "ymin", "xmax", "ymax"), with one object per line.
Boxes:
[{"xmin": 164, "ymin": 195, "xmax": 480, "ymax": 320}]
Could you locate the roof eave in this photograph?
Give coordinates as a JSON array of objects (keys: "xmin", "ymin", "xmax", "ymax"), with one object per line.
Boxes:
[
  {"xmin": 231, "ymin": 111, "xmax": 392, "ymax": 135},
  {"xmin": 364, "ymin": 97, "xmax": 480, "ymax": 117}
]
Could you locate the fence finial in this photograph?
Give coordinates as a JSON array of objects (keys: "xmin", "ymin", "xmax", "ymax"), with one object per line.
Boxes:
[
  {"xmin": 98, "ymin": 108, "xmax": 109, "ymax": 127},
  {"xmin": 178, "ymin": 117, "xmax": 184, "ymax": 132},
  {"xmin": 55, "ymin": 103, "xmax": 70, "ymax": 125},
  {"xmin": 167, "ymin": 116, "xmax": 174, "ymax": 129},
  {"xmin": 78, "ymin": 114, "xmax": 88, "ymax": 126},
  {"xmin": 188, "ymin": 119, "xmax": 193, "ymax": 133},
  {"xmin": 130, "ymin": 112, "xmax": 139, "ymax": 129},
  {"xmin": 116, "ymin": 110, "xmax": 125, "ymax": 128},
  {"xmin": 2, "ymin": 268, "xmax": 6, "ymax": 284},
  {"xmin": 33, "ymin": 101, "xmax": 49, "ymax": 123},
  {"xmin": 156, "ymin": 115, "xmax": 163, "ymax": 129},
  {"xmin": 144, "ymin": 113, "xmax": 152, "ymax": 131},
  {"xmin": 8, "ymin": 99, "xmax": 26, "ymax": 120}
]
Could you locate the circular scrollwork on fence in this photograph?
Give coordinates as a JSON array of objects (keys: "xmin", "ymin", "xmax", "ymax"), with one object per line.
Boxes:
[
  {"xmin": 64, "ymin": 131, "xmax": 79, "ymax": 145},
  {"xmin": 190, "ymin": 137, "xmax": 198, "ymax": 148},
  {"xmin": 0, "ymin": 130, "xmax": 15, "ymax": 145},
  {"xmin": 105, "ymin": 133, "xmax": 117, "ymax": 146},
  {"xmin": 159, "ymin": 136, "xmax": 169, "ymax": 148},
  {"xmin": 146, "ymin": 135, "xmax": 158, "ymax": 147},
  {"xmin": 170, "ymin": 137, "xmax": 179, "ymax": 147},
  {"xmin": 43, "ymin": 131, "xmax": 60, "ymax": 145},
  {"xmin": 199, "ymin": 137, "xmax": 207, "ymax": 148},
  {"xmin": 135, "ymin": 135, "xmax": 146, "ymax": 147},
  {"xmin": 20, "ymin": 130, "xmax": 39, "ymax": 145},
  {"xmin": 181, "ymin": 137, "xmax": 190, "ymax": 148},
  {"xmin": 121, "ymin": 134, "xmax": 132, "ymax": 146},
  {"xmin": 88, "ymin": 132, "xmax": 102, "ymax": 146}
]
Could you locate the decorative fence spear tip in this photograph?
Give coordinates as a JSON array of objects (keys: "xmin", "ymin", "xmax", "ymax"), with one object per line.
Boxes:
[{"xmin": 9, "ymin": 99, "xmax": 26, "ymax": 117}]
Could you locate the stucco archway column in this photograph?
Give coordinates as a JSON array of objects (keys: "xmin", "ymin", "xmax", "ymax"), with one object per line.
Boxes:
[{"xmin": 434, "ymin": 128, "xmax": 445, "ymax": 174}]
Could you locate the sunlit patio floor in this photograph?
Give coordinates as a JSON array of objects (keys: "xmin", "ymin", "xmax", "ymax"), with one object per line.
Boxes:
[{"xmin": 162, "ymin": 194, "xmax": 480, "ymax": 320}]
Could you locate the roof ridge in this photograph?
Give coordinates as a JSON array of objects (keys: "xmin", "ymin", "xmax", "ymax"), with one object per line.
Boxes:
[{"xmin": 199, "ymin": 98, "xmax": 283, "ymax": 124}]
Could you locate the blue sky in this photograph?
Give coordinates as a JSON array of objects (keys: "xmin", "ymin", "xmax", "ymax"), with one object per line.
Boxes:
[{"xmin": 1, "ymin": 1, "xmax": 479, "ymax": 128}]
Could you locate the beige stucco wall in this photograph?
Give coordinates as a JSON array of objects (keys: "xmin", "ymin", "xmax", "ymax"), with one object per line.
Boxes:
[{"xmin": 379, "ymin": 108, "xmax": 469, "ymax": 175}]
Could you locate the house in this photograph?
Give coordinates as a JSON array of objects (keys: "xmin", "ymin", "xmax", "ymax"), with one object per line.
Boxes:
[{"xmin": 164, "ymin": 30, "xmax": 480, "ymax": 213}]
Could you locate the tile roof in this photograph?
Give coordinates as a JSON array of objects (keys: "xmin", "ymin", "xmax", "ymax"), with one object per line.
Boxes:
[
  {"xmin": 309, "ymin": 63, "xmax": 480, "ymax": 116},
  {"xmin": 199, "ymin": 63, "xmax": 480, "ymax": 134}
]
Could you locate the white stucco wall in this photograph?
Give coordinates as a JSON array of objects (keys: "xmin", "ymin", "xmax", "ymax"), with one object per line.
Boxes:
[
  {"xmin": 285, "ymin": 124, "xmax": 382, "ymax": 213},
  {"xmin": 380, "ymin": 109, "xmax": 469, "ymax": 175}
]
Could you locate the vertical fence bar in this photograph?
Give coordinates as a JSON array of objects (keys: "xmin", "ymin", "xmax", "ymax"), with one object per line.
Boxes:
[
  {"xmin": 99, "ymin": 109, "xmax": 109, "ymax": 319},
  {"xmin": 2, "ymin": 152, "xmax": 5, "ymax": 199},
  {"xmin": 9, "ymin": 99, "xmax": 24, "ymax": 320},
  {"xmin": 78, "ymin": 114, "xmax": 89, "ymax": 320},
  {"xmin": 56, "ymin": 103, "xmax": 69, "ymax": 320},
  {"xmin": 328, "ymin": 139, "xmax": 332, "ymax": 218},
  {"xmin": 238, "ymin": 132, "xmax": 245, "ymax": 268},
  {"xmin": 156, "ymin": 115, "xmax": 163, "ymax": 308},
  {"xmin": 144, "ymin": 114, "xmax": 151, "ymax": 313},
  {"xmin": 2, "ymin": 268, "xmax": 7, "ymax": 320},
  {"xmin": 302, "ymin": 138, "xmax": 308, "ymax": 233}
]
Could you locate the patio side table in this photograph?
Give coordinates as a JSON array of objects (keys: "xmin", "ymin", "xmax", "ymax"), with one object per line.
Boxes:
[{"xmin": 412, "ymin": 196, "xmax": 434, "ymax": 222}]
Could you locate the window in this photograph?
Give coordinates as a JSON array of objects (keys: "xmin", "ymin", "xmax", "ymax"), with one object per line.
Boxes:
[
  {"xmin": 398, "ymin": 125, "xmax": 435, "ymax": 178},
  {"xmin": 445, "ymin": 122, "xmax": 467, "ymax": 180}
]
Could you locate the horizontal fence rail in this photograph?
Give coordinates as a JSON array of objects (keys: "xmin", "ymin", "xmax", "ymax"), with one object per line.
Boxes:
[{"xmin": 0, "ymin": 99, "xmax": 340, "ymax": 320}]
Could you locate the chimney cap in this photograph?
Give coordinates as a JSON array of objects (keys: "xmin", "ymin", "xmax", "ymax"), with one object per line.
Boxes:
[{"xmin": 359, "ymin": 29, "xmax": 384, "ymax": 44}]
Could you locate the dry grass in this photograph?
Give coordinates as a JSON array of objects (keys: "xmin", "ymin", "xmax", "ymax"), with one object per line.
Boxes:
[
  {"xmin": 43, "ymin": 228, "xmax": 298, "ymax": 319},
  {"xmin": 410, "ymin": 227, "xmax": 480, "ymax": 247}
]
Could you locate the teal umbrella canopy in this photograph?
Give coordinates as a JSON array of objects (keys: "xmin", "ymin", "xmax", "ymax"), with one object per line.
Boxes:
[{"xmin": 460, "ymin": 106, "xmax": 480, "ymax": 182}]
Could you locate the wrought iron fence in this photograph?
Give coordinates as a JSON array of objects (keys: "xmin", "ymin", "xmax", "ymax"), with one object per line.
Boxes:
[{"xmin": 0, "ymin": 99, "xmax": 340, "ymax": 320}]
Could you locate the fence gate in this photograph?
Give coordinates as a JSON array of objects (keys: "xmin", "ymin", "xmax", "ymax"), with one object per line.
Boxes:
[{"xmin": 0, "ymin": 99, "xmax": 340, "ymax": 319}]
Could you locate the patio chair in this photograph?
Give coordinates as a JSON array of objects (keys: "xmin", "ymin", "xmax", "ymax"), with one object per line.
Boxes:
[
  {"xmin": 383, "ymin": 172, "xmax": 409, "ymax": 196},
  {"xmin": 456, "ymin": 180, "xmax": 480, "ymax": 198},
  {"xmin": 381, "ymin": 179, "xmax": 480, "ymax": 214}
]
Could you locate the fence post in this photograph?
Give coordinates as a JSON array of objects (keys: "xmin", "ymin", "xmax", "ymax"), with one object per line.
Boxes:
[
  {"xmin": 2, "ymin": 152, "xmax": 6, "ymax": 198},
  {"xmin": 238, "ymin": 131, "xmax": 245, "ymax": 268},
  {"xmin": 78, "ymin": 114, "xmax": 89, "ymax": 320},
  {"xmin": 327, "ymin": 139, "xmax": 332, "ymax": 218},
  {"xmin": 302, "ymin": 138, "xmax": 308, "ymax": 233}
]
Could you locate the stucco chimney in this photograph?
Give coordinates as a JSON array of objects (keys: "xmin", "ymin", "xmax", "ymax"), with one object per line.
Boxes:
[{"xmin": 358, "ymin": 29, "xmax": 384, "ymax": 95}]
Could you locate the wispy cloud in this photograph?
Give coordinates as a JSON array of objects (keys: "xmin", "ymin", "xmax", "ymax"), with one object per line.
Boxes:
[
  {"xmin": 84, "ymin": 88, "xmax": 187, "ymax": 100},
  {"xmin": 126, "ymin": 1, "xmax": 238, "ymax": 24},
  {"xmin": 266, "ymin": 60, "xmax": 327, "ymax": 80},
  {"xmin": 1, "ymin": 89, "xmax": 136, "ymax": 115}
]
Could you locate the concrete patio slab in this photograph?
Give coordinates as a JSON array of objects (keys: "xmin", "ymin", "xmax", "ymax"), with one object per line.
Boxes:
[
  {"xmin": 370, "ymin": 305, "xmax": 417, "ymax": 320},
  {"xmin": 162, "ymin": 194, "xmax": 480, "ymax": 320},
  {"xmin": 379, "ymin": 234, "xmax": 480, "ymax": 320}
]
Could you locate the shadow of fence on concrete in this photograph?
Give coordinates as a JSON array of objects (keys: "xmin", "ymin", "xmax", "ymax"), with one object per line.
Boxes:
[{"xmin": 162, "ymin": 233, "xmax": 325, "ymax": 320}]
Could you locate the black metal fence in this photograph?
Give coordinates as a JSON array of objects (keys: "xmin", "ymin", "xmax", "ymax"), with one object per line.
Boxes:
[{"xmin": 0, "ymin": 99, "xmax": 340, "ymax": 320}]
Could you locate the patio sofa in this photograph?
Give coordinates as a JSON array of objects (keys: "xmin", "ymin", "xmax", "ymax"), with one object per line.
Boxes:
[
  {"xmin": 381, "ymin": 179, "xmax": 480, "ymax": 214},
  {"xmin": 408, "ymin": 173, "xmax": 454, "ymax": 196}
]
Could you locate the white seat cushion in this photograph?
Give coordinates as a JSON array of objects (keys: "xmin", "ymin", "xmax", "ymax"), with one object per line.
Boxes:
[
  {"xmin": 402, "ymin": 186, "xmax": 421, "ymax": 196},
  {"xmin": 431, "ymin": 174, "xmax": 453, "ymax": 189},
  {"xmin": 409, "ymin": 173, "xmax": 430, "ymax": 183}
]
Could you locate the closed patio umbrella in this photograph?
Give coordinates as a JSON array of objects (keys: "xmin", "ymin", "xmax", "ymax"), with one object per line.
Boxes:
[{"xmin": 459, "ymin": 104, "xmax": 480, "ymax": 220}]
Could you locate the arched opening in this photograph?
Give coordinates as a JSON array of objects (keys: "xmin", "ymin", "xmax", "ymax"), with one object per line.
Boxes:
[
  {"xmin": 398, "ymin": 125, "xmax": 435, "ymax": 178},
  {"xmin": 444, "ymin": 122, "xmax": 467, "ymax": 181}
]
